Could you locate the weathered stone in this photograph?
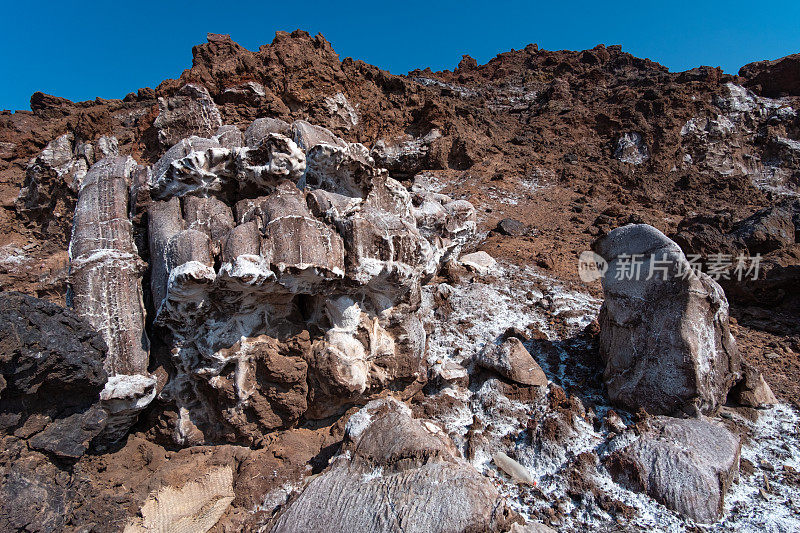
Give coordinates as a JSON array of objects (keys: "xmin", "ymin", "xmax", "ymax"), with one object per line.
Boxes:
[
  {"xmin": 236, "ymin": 133, "xmax": 306, "ymax": 188},
  {"xmin": 290, "ymin": 119, "xmax": 347, "ymax": 152},
  {"xmin": 460, "ymin": 250, "xmax": 498, "ymax": 274},
  {"xmin": 304, "ymin": 142, "xmax": 379, "ymax": 197},
  {"xmin": 476, "ymin": 337, "xmax": 548, "ymax": 386},
  {"xmin": 123, "ymin": 465, "xmax": 235, "ymax": 533},
  {"xmin": 244, "ymin": 117, "xmax": 290, "ymax": 146},
  {"xmin": 370, "ymin": 129, "xmax": 442, "ymax": 179},
  {"xmin": 138, "ymin": 117, "xmax": 474, "ymax": 444},
  {"xmin": 729, "ymin": 362, "xmax": 778, "ymax": 408},
  {"xmin": 496, "ymin": 218, "xmax": 529, "ymax": 236},
  {"xmin": 595, "ymin": 224, "xmax": 740, "ymax": 416},
  {"xmin": 70, "ymin": 156, "xmax": 149, "ymax": 376},
  {"xmin": 0, "ymin": 292, "xmax": 108, "ymax": 458},
  {"xmin": 154, "ymin": 84, "xmax": 223, "ymax": 148},
  {"xmin": 740, "ymin": 52, "xmax": 800, "ymax": 97},
  {"xmin": 605, "ymin": 416, "xmax": 741, "ymax": 523},
  {"xmin": 214, "ymin": 124, "xmax": 243, "ymax": 149},
  {"xmin": 269, "ymin": 398, "xmax": 517, "ymax": 532},
  {"xmin": 69, "ymin": 156, "xmax": 153, "ymax": 443}
]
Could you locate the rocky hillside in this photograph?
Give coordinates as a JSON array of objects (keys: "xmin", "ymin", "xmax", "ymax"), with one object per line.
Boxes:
[{"xmin": 1, "ymin": 31, "xmax": 799, "ymax": 532}]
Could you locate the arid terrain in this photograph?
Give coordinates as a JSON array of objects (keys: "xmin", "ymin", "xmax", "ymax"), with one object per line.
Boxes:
[{"xmin": 1, "ymin": 31, "xmax": 799, "ymax": 532}]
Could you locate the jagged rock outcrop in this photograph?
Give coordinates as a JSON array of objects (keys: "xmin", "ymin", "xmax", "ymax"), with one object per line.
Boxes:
[
  {"xmin": 268, "ymin": 397, "xmax": 518, "ymax": 532},
  {"xmin": 0, "ymin": 291, "xmax": 108, "ymax": 459},
  {"xmin": 740, "ymin": 53, "xmax": 800, "ymax": 97},
  {"xmin": 69, "ymin": 155, "xmax": 154, "ymax": 443},
  {"xmin": 605, "ymin": 416, "xmax": 741, "ymax": 523},
  {"xmin": 672, "ymin": 201, "xmax": 800, "ymax": 322},
  {"xmin": 142, "ymin": 118, "xmax": 475, "ymax": 445},
  {"xmin": 595, "ymin": 224, "xmax": 740, "ymax": 416}
]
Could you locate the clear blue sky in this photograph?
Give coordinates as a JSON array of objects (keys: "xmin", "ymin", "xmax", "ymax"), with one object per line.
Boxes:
[{"xmin": 2, "ymin": 0, "xmax": 799, "ymax": 112}]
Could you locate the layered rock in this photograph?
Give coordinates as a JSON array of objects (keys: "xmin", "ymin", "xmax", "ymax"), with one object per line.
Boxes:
[
  {"xmin": 268, "ymin": 397, "xmax": 518, "ymax": 532},
  {"xmin": 69, "ymin": 156, "xmax": 154, "ymax": 442},
  {"xmin": 143, "ymin": 119, "xmax": 475, "ymax": 445},
  {"xmin": 605, "ymin": 416, "xmax": 741, "ymax": 523},
  {"xmin": 595, "ymin": 224, "xmax": 740, "ymax": 416}
]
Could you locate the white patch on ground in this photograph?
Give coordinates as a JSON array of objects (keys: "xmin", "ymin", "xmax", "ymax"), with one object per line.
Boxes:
[
  {"xmin": 0, "ymin": 245, "xmax": 31, "ymax": 267},
  {"xmin": 715, "ymin": 405, "xmax": 800, "ymax": 532}
]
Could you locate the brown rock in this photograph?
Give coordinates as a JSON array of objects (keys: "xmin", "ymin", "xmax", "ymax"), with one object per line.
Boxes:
[{"xmin": 475, "ymin": 337, "xmax": 548, "ymax": 386}]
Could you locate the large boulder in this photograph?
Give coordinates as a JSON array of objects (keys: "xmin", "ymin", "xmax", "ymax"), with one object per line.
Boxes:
[
  {"xmin": 605, "ymin": 416, "xmax": 741, "ymax": 523},
  {"xmin": 595, "ymin": 224, "xmax": 740, "ymax": 416},
  {"xmin": 269, "ymin": 397, "xmax": 518, "ymax": 532}
]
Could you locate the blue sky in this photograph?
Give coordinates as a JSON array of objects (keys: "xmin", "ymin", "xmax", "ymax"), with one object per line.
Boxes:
[{"xmin": 2, "ymin": 0, "xmax": 799, "ymax": 111}]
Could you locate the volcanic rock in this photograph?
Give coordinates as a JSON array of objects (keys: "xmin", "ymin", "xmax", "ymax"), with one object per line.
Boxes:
[
  {"xmin": 0, "ymin": 291, "xmax": 108, "ymax": 458},
  {"xmin": 476, "ymin": 337, "xmax": 548, "ymax": 386},
  {"xmin": 268, "ymin": 397, "xmax": 518, "ymax": 532},
  {"xmin": 605, "ymin": 416, "xmax": 741, "ymax": 523},
  {"xmin": 69, "ymin": 156, "xmax": 154, "ymax": 443},
  {"xmin": 496, "ymin": 218, "xmax": 529, "ymax": 236},
  {"xmin": 153, "ymin": 84, "xmax": 223, "ymax": 148},
  {"xmin": 740, "ymin": 53, "xmax": 800, "ymax": 96},
  {"xmin": 595, "ymin": 224, "xmax": 740, "ymax": 416}
]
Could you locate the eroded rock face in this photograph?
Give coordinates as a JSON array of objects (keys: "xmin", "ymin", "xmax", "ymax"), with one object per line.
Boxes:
[
  {"xmin": 0, "ymin": 292, "xmax": 108, "ymax": 459},
  {"xmin": 595, "ymin": 224, "xmax": 740, "ymax": 416},
  {"xmin": 605, "ymin": 416, "xmax": 741, "ymax": 523},
  {"xmin": 269, "ymin": 397, "xmax": 517, "ymax": 533},
  {"xmin": 154, "ymin": 84, "xmax": 223, "ymax": 148},
  {"xmin": 69, "ymin": 156, "xmax": 154, "ymax": 443},
  {"xmin": 143, "ymin": 119, "xmax": 475, "ymax": 445}
]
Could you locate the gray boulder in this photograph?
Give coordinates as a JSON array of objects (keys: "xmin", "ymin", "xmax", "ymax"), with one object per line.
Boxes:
[
  {"xmin": 605, "ymin": 416, "xmax": 741, "ymax": 523},
  {"xmin": 595, "ymin": 224, "xmax": 740, "ymax": 416}
]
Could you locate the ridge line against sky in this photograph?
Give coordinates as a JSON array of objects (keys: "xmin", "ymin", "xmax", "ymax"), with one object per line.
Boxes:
[{"xmin": 2, "ymin": 0, "xmax": 800, "ymax": 112}]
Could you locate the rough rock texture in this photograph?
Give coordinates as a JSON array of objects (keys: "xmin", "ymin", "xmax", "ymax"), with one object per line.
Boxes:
[
  {"xmin": 153, "ymin": 84, "xmax": 223, "ymax": 148},
  {"xmin": 2, "ymin": 30, "xmax": 800, "ymax": 532},
  {"xmin": 605, "ymin": 416, "xmax": 741, "ymax": 523},
  {"xmin": 728, "ymin": 361, "xmax": 778, "ymax": 407},
  {"xmin": 740, "ymin": 53, "xmax": 800, "ymax": 97},
  {"xmin": 123, "ymin": 465, "xmax": 235, "ymax": 533},
  {"xmin": 0, "ymin": 291, "xmax": 108, "ymax": 459},
  {"xmin": 595, "ymin": 224, "xmax": 740, "ymax": 416},
  {"xmin": 269, "ymin": 397, "xmax": 518, "ymax": 532},
  {"xmin": 69, "ymin": 155, "xmax": 154, "ymax": 443},
  {"xmin": 475, "ymin": 337, "xmax": 548, "ymax": 386},
  {"xmin": 141, "ymin": 118, "xmax": 475, "ymax": 445}
]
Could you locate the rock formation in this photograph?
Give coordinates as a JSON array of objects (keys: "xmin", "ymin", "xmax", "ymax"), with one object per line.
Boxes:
[
  {"xmin": 595, "ymin": 224, "xmax": 740, "ymax": 416},
  {"xmin": 268, "ymin": 397, "xmax": 518, "ymax": 532},
  {"xmin": 0, "ymin": 292, "xmax": 108, "ymax": 459},
  {"xmin": 2, "ymin": 30, "xmax": 799, "ymax": 533},
  {"xmin": 69, "ymin": 155, "xmax": 154, "ymax": 443},
  {"xmin": 138, "ymin": 113, "xmax": 476, "ymax": 445}
]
